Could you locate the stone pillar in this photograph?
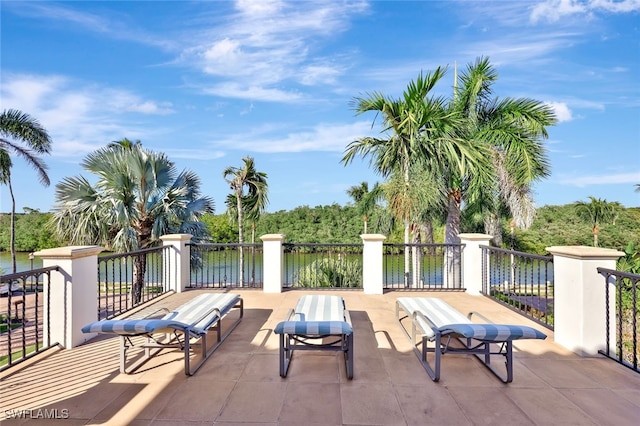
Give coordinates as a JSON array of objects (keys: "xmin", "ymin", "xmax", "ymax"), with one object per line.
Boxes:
[
  {"xmin": 459, "ymin": 233, "xmax": 492, "ymax": 295},
  {"xmin": 361, "ymin": 234, "xmax": 386, "ymax": 294},
  {"xmin": 160, "ymin": 234, "xmax": 192, "ymax": 293},
  {"xmin": 546, "ymin": 246, "xmax": 624, "ymax": 356},
  {"xmin": 34, "ymin": 245, "xmax": 104, "ymax": 348},
  {"xmin": 261, "ymin": 234, "xmax": 285, "ymax": 293}
]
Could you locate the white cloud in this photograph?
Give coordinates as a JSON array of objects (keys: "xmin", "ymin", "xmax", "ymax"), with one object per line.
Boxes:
[
  {"xmin": 164, "ymin": 149, "xmax": 226, "ymax": 161},
  {"xmin": 546, "ymin": 101, "xmax": 574, "ymax": 122},
  {"xmin": 531, "ymin": 0, "xmax": 640, "ymax": 23},
  {"xmin": 180, "ymin": 0, "xmax": 369, "ymax": 101},
  {"xmin": 5, "ymin": 2, "xmax": 176, "ymax": 50},
  {"xmin": 1, "ymin": 73, "xmax": 175, "ymax": 158},
  {"xmin": 560, "ymin": 171, "xmax": 640, "ymax": 186},
  {"xmin": 211, "ymin": 120, "xmax": 374, "ymax": 153},
  {"xmin": 202, "ymin": 82, "xmax": 303, "ymax": 102}
]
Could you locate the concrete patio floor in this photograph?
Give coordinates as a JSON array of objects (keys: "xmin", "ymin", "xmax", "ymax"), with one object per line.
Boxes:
[{"xmin": 1, "ymin": 289, "xmax": 639, "ymax": 425}]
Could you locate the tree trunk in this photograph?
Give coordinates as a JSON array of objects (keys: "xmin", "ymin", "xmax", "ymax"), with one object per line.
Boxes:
[
  {"xmin": 130, "ymin": 254, "xmax": 147, "ymax": 305},
  {"xmin": 593, "ymin": 225, "xmax": 599, "ymax": 247},
  {"xmin": 484, "ymin": 213, "xmax": 503, "ymax": 247},
  {"xmin": 236, "ymin": 192, "xmax": 244, "ymax": 286},
  {"xmin": 444, "ymin": 190, "xmax": 462, "ymax": 288},
  {"xmin": 404, "ymin": 219, "xmax": 411, "ymax": 287},
  {"xmin": 9, "ymin": 177, "xmax": 16, "ymax": 273}
]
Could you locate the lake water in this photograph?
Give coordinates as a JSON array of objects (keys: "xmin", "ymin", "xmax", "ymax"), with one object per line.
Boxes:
[{"xmin": 0, "ymin": 252, "xmax": 43, "ymax": 274}]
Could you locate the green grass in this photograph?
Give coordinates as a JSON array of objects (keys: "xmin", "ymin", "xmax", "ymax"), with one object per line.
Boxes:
[{"xmin": 0, "ymin": 343, "xmax": 43, "ymax": 367}]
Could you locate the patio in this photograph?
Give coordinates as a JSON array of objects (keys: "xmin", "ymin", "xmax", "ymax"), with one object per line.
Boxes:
[{"xmin": 1, "ymin": 289, "xmax": 639, "ymax": 425}]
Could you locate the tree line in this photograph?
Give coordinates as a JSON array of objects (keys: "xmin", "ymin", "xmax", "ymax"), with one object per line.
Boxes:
[{"xmin": 2, "ymin": 202, "xmax": 639, "ymax": 254}]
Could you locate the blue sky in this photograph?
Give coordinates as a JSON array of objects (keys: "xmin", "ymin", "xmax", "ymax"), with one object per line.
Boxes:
[{"xmin": 1, "ymin": 0, "xmax": 639, "ymax": 216}]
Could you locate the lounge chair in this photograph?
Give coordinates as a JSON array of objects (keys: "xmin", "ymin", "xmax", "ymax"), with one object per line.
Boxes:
[
  {"xmin": 274, "ymin": 295, "xmax": 354, "ymax": 379},
  {"xmin": 81, "ymin": 292, "xmax": 243, "ymax": 375},
  {"xmin": 396, "ymin": 297, "xmax": 546, "ymax": 383}
]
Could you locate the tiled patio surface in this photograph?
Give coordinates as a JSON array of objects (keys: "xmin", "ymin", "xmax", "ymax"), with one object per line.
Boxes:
[{"xmin": 1, "ymin": 289, "xmax": 639, "ymax": 425}]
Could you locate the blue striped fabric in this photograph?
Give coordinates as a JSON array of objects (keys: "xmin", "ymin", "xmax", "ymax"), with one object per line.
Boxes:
[
  {"xmin": 274, "ymin": 295, "xmax": 351, "ymax": 335},
  {"xmin": 81, "ymin": 292, "xmax": 240, "ymax": 336},
  {"xmin": 274, "ymin": 320, "xmax": 352, "ymax": 335},
  {"xmin": 292, "ymin": 295, "xmax": 345, "ymax": 321},
  {"xmin": 81, "ymin": 319, "xmax": 186, "ymax": 335},
  {"xmin": 397, "ymin": 297, "xmax": 546, "ymax": 341},
  {"xmin": 439, "ymin": 323, "xmax": 546, "ymax": 341}
]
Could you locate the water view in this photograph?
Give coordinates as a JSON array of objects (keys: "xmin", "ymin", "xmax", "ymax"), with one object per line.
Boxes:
[{"xmin": 0, "ymin": 252, "xmax": 42, "ymax": 274}]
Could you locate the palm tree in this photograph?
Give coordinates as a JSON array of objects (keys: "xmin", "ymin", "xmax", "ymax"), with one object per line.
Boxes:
[
  {"xmin": 575, "ymin": 196, "xmax": 619, "ymax": 247},
  {"xmin": 0, "ymin": 109, "xmax": 52, "ymax": 273},
  {"xmin": 223, "ymin": 156, "xmax": 268, "ymax": 286},
  {"xmin": 446, "ymin": 57, "xmax": 556, "ymax": 246},
  {"xmin": 343, "ymin": 68, "xmax": 480, "ymax": 285},
  {"xmin": 346, "ymin": 181, "xmax": 384, "ymax": 234},
  {"xmin": 51, "ymin": 140, "xmax": 214, "ymax": 303}
]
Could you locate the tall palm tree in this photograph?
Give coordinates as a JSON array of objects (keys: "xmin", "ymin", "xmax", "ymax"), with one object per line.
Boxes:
[
  {"xmin": 342, "ymin": 68, "xmax": 479, "ymax": 285},
  {"xmin": 447, "ymin": 57, "xmax": 556, "ymax": 246},
  {"xmin": 0, "ymin": 109, "xmax": 52, "ymax": 273},
  {"xmin": 51, "ymin": 141, "xmax": 214, "ymax": 303},
  {"xmin": 223, "ymin": 156, "xmax": 268, "ymax": 286},
  {"xmin": 575, "ymin": 196, "xmax": 618, "ymax": 247}
]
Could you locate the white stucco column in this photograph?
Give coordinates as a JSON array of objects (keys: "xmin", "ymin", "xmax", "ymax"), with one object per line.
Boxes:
[
  {"xmin": 34, "ymin": 245, "xmax": 104, "ymax": 348},
  {"xmin": 546, "ymin": 245, "xmax": 624, "ymax": 356},
  {"xmin": 160, "ymin": 234, "xmax": 192, "ymax": 293},
  {"xmin": 361, "ymin": 234, "xmax": 386, "ymax": 294},
  {"xmin": 458, "ymin": 233, "xmax": 492, "ymax": 295},
  {"xmin": 261, "ymin": 234, "xmax": 285, "ymax": 293}
]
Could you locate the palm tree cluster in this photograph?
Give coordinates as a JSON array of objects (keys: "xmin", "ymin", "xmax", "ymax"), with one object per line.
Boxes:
[
  {"xmin": 51, "ymin": 139, "xmax": 214, "ymax": 303},
  {"xmin": 343, "ymin": 57, "xmax": 557, "ymax": 249},
  {"xmin": 0, "ymin": 109, "xmax": 52, "ymax": 273}
]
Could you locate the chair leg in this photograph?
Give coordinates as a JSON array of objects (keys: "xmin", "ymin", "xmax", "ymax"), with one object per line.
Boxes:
[
  {"xmin": 279, "ymin": 333, "xmax": 291, "ymax": 377},
  {"xmin": 345, "ymin": 333, "xmax": 354, "ymax": 380}
]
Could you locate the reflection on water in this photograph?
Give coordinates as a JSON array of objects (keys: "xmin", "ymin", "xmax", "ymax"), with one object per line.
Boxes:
[{"xmin": 0, "ymin": 252, "xmax": 43, "ymax": 274}]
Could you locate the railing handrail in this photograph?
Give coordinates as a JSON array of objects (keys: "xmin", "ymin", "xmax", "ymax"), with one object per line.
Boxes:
[
  {"xmin": 596, "ymin": 266, "xmax": 639, "ymax": 373},
  {"xmin": 1, "ymin": 265, "xmax": 60, "ymax": 281},
  {"xmin": 99, "ymin": 246, "xmax": 165, "ymax": 261},
  {"xmin": 597, "ymin": 267, "xmax": 640, "ymax": 281},
  {"xmin": 480, "ymin": 244, "xmax": 553, "ymax": 262}
]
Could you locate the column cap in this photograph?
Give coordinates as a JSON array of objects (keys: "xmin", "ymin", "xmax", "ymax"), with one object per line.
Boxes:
[
  {"xmin": 360, "ymin": 234, "xmax": 386, "ymax": 242},
  {"xmin": 160, "ymin": 234, "xmax": 193, "ymax": 242},
  {"xmin": 546, "ymin": 245, "xmax": 624, "ymax": 260},
  {"xmin": 260, "ymin": 233, "xmax": 286, "ymax": 242},
  {"xmin": 458, "ymin": 233, "xmax": 492, "ymax": 241},
  {"xmin": 34, "ymin": 245, "xmax": 104, "ymax": 260}
]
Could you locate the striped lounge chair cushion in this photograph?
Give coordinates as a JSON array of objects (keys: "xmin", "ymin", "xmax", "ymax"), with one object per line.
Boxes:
[
  {"xmin": 397, "ymin": 297, "xmax": 546, "ymax": 341},
  {"xmin": 397, "ymin": 297, "xmax": 469, "ymax": 339},
  {"xmin": 274, "ymin": 320, "xmax": 352, "ymax": 335},
  {"xmin": 274, "ymin": 295, "xmax": 351, "ymax": 335},
  {"xmin": 81, "ymin": 292, "xmax": 240, "ymax": 336},
  {"xmin": 439, "ymin": 323, "xmax": 546, "ymax": 341},
  {"xmin": 82, "ymin": 319, "xmax": 185, "ymax": 335}
]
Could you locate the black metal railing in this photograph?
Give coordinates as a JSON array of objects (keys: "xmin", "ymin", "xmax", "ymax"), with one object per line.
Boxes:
[
  {"xmin": 383, "ymin": 243, "xmax": 464, "ymax": 290},
  {"xmin": 189, "ymin": 243, "xmax": 264, "ymax": 288},
  {"xmin": 97, "ymin": 246, "xmax": 171, "ymax": 319},
  {"xmin": 597, "ymin": 267, "xmax": 639, "ymax": 373},
  {"xmin": 283, "ymin": 243, "xmax": 363, "ymax": 289},
  {"xmin": 481, "ymin": 245, "xmax": 554, "ymax": 329},
  {"xmin": 0, "ymin": 266, "xmax": 60, "ymax": 372}
]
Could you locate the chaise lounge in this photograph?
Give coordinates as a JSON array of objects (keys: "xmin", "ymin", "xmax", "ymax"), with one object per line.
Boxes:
[
  {"xmin": 396, "ymin": 297, "xmax": 546, "ymax": 383},
  {"xmin": 81, "ymin": 292, "xmax": 243, "ymax": 375},
  {"xmin": 274, "ymin": 294, "xmax": 354, "ymax": 379}
]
